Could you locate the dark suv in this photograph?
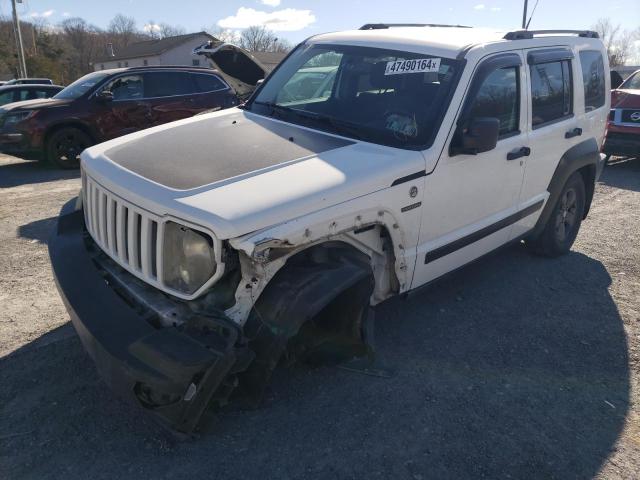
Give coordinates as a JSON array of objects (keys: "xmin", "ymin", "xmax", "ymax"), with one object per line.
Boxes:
[{"xmin": 0, "ymin": 66, "xmax": 259, "ymax": 168}]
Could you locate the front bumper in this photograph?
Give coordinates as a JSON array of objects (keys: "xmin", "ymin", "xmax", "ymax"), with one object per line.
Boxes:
[
  {"xmin": 603, "ymin": 131, "xmax": 640, "ymax": 157},
  {"xmin": 48, "ymin": 199, "xmax": 250, "ymax": 433},
  {"xmin": 0, "ymin": 130, "xmax": 40, "ymax": 158}
]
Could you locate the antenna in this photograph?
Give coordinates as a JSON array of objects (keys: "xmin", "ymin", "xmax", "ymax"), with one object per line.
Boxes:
[{"xmin": 525, "ymin": 0, "xmax": 541, "ymax": 30}]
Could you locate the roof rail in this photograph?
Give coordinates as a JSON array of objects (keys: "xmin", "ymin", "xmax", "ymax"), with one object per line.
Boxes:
[
  {"xmin": 359, "ymin": 23, "xmax": 471, "ymax": 30},
  {"xmin": 503, "ymin": 29, "xmax": 599, "ymax": 40}
]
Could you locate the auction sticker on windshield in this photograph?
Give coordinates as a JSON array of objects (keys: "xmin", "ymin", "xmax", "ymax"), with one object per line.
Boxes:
[{"xmin": 385, "ymin": 58, "xmax": 441, "ymax": 75}]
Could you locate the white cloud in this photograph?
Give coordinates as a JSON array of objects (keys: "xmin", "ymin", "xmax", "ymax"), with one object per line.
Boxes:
[
  {"xmin": 218, "ymin": 7, "xmax": 315, "ymax": 31},
  {"xmin": 143, "ymin": 23, "xmax": 161, "ymax": 33},
  {"xmin": 62, "ymin": 12, "xmax": 70, "ymax": 17},
  {"xmin": 473, "ymin": 4, "xmax": 486, "ymax": 10},
  {"xmin": 260, "ymin": 0, "xmax": 281, "ymax": 6},
  {"xmin": 30, "ymin": 9, "xmax": 55, "ymax": 18},
  {"xmin": 491, "ymin": 6, "xmax": 501, "ymax": 11}
]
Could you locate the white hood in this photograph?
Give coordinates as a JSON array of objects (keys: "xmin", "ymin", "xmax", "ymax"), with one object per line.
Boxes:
[{"xmin": 81, "ymin": 108, "xmax": 426, "ymax": 239}]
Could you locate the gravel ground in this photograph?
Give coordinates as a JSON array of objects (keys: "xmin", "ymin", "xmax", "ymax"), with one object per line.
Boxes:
[{"xmin": 1, "ymin": 153, "xmax": 639, "ymax": 479}]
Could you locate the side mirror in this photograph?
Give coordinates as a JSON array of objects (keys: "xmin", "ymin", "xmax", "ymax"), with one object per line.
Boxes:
[
  {"xmin": 97, "ymin": 90, "xmax": 113, "ymax": 102},
  {"xmin": 451, "ymin": 117, "xmax": 500, "ymax": 156}
]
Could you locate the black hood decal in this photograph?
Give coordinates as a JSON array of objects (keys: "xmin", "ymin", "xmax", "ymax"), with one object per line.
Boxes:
[{"xmin": 105, "ymin": 111, "xmax": 355, "ymax": 190}]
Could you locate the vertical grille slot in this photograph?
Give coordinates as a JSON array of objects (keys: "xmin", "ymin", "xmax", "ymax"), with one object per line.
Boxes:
[
  {"xmin": 81, "ymin": 173, "xmax": 200, "ymax": 296},
  {"xmin": 127, "ymin": 211, "xmax": 140, "ymax": 271},
  {"xmin": 151, "ymin": 221, "xmax": 158, "ymax": 279},
  {"xmin": 106, "ymin": 198, "xmax": 116, "ymax": 254}
]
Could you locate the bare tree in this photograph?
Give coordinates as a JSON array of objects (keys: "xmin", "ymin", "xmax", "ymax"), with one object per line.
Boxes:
[
  {"xmin": 593, "ymin": 18, "xmax": 638, "ymax": 67},
  {"xmin": 158, "ymin": 23, "xmax": 186, "ymax": 39},
  {"xmin": 60, "ymin": 17, "xmax": 102, "ymax": 78},
  {"xmin": 108, "ymin": 14, "xmax": 137, "ymax": 50},
  {"xmin": 206, "ymin": 27, "xmax": 241, "ymax": 45},
  {"xmin": 239, "ymin": 25, "xmax": 290, "ymax": 53}
]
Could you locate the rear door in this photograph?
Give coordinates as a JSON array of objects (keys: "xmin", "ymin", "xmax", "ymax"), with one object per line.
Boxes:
[
  {"xmin": 511, "ymin": 48, "xmax": 580, "ymax": 238},
  {"xmin": 412, "ymin": 51, "xmax": 529, "ymax": 288},
  {"xmin": 143, "ymin": 71, "xmax": 201, "ymax": 126}
]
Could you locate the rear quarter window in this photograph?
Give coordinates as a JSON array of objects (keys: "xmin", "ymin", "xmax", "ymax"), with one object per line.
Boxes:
[
  {"xmin": 193, "ymin": 74, "xmax": 226, "ymax": 92},
  {"xmin": 579, "ymin": 51, "xmax": 606, "ymax": 110}
]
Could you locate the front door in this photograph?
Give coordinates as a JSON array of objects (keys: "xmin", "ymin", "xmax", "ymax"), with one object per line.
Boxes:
[
  {"xmin": 94, "ymin": 74, "xmax": 152, "ymax": 140},
  {"xmin": 412, "ymin": 51, "xmax": 529, "ymax": 288}
]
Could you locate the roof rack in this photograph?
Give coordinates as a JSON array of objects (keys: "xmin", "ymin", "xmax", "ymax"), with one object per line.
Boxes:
[
  {"xmin": 503, "ymin": 29, "xmax": 599, "ymax": 40},
  {"xmin": 359, "ymin": 23, "xmax": 471, "ymax": 30}
]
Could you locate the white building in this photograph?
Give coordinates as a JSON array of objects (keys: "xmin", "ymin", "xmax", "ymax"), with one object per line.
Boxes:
[{"xmin": 94, "ymin": 32, "xmax": 215, "ymax": 71}]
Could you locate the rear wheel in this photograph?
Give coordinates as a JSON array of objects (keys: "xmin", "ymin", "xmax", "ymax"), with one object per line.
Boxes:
[
  {"xmin": 46, "ymin": 127, "xmax": 93, "ymax": 169},
  {"xmin": 526, "ymin": 171, "xmax": 586, "ymax": 257}
]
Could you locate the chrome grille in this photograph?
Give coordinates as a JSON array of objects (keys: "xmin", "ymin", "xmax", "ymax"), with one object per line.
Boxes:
[{"xmin": 83, "ymin": 174, "xmax": 163, "ymax": 288}]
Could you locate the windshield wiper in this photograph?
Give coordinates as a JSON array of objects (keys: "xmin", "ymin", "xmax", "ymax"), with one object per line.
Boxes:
[{"xmin": 252, "ymin": 101, "xmax": 364, "ymax": 140}]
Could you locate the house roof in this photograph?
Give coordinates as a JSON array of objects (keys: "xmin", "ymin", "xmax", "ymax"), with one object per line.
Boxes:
[
  {"xmin": 250, "ymin": 51, "xmax": 287, "ymax": 71},
  {"xmin": 96, "ymin": 31, "xmax": 214, "ymax": 63}
]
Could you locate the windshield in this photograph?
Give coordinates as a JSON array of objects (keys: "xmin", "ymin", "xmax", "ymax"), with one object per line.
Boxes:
[
  {"xmin": 620, "ymin": 71, "xmax": 640, "ymax": 90},
  {"xmin": 54, "ymin": 71, "xmax": 111, "ymax": 100},
  {"xmin": 248, "ymin": 44, "xmax": 462, "ymax": 149}
]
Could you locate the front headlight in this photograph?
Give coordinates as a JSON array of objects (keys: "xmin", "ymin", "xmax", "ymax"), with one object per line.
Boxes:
[
  {"xmin": 163, "ymin": 222, "xmax": 216, "ymax": 295},
  {"xmin": 4, "ymin": 110, "xmax": 37, "ymax": 126}
]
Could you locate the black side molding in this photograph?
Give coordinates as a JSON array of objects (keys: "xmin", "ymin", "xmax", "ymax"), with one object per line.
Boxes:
[
  {"xmin": 391, "ymin": 170, "xmax": 427, "ymax": 186},
  {"xmin": 425, "ymin": 201, "xmax": 544, "ymax": 264}
]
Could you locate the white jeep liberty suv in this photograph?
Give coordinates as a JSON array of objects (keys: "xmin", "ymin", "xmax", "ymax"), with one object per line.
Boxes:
[{"xmin": 49, "ymin": 24, "xmax": 609, "ymax": 433}]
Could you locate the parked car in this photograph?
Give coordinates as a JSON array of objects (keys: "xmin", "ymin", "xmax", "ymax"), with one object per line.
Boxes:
[
  {"xmin": 604, "ymin": 68, "xmax": 640, "ymax": 159},
  {"xmin": 0, "ymin": 84, "xmax": 63, "ymax": 106},
  {"xmin": 50, "ymin": 25, "xmax": 608, "ymax": 433},
  {"xmin": 0, "ymin": 59, "xmax": 266, "ymax": 168},
  {"xmin": 4, "ymin": 78, "xmax": 53, "ymax": 85}
]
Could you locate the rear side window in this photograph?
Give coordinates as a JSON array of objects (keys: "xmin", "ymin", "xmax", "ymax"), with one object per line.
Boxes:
[
  {"xmin": 530, "ymin": 60, "xmax": 573, "ymax": 127},
  {"xmin": 193, "ymin": 74, "xmax": 226, "ymax": 92},
  {"xmin": 579, "ymin": 51, "xmax": 605, "ymax": 110},
  {"xmin": 145, "ymin": 72, "xmax": 194, "ymax": 98},
  {"xmin": 468, "ymin": 67, "xmax": 519, "ymax": 136}
]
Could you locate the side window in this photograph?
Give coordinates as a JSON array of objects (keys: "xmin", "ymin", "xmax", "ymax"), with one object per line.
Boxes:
[
  {"xmin": 530, "ymin": 60, "xmax": 573, "ymax": 127},
  {"xmin": 468, "ymin": 67, "xmax": 519, "ymax": 136},
  {"xmin": 193, "ymin": 74, "xmax": 226, "ymax": 92},
  {"xmin": 622, "ymin": 72, "xmax": 640, "ymax": 90},
  {"xmin": 18, "ymin": 89, "xmax": 48, "ymax": 101},
  {"xmin": 144, "ymin": 72, "xmax": 195, "ymax": 98},
  {"xmin": 579, "ymin": 51, "xmax": 605, "ymax": 111},
  {"xmin": 0, "ymin": 91, "xmax": 14, "ymax": 105},
  {"xmin": 104, "ymin": 75, "xmax": 144, "ymax": 101}
]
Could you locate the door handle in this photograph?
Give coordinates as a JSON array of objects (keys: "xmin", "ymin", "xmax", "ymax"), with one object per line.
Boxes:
[
  {"xmin": 507, "ymin": 147, "xmax": 531, "ymax": 161},
  {"xmin": 565, "ymin": 127, "xmax": 583, "ymax": 139}
]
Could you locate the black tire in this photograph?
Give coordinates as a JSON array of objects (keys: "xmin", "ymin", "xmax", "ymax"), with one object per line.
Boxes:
[
  {"xmin": 527, "ymin": 171, "xmax": 586, "ymax": 257},
  {"xmin": 46, "ymin": 127, "xmax": 93, "ymax": 169}
]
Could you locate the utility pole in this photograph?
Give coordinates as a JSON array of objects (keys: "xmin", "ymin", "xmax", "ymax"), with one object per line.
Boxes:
[
  {"xmin": 521, "ymin": 0, "xmax": 529, "ymax": 29},
  {"xmin": 11, "ymin": 0, "xmax": 28, "ymax": 78}
]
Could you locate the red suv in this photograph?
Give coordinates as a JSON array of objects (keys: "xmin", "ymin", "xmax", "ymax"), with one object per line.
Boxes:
[
  {"xmin": 0, "ymin": 65, "xmax": 262, "ymax": 168},
  {"xmin": 604, "ymin": 69, "xmax": 640, "ymax": 159}
]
